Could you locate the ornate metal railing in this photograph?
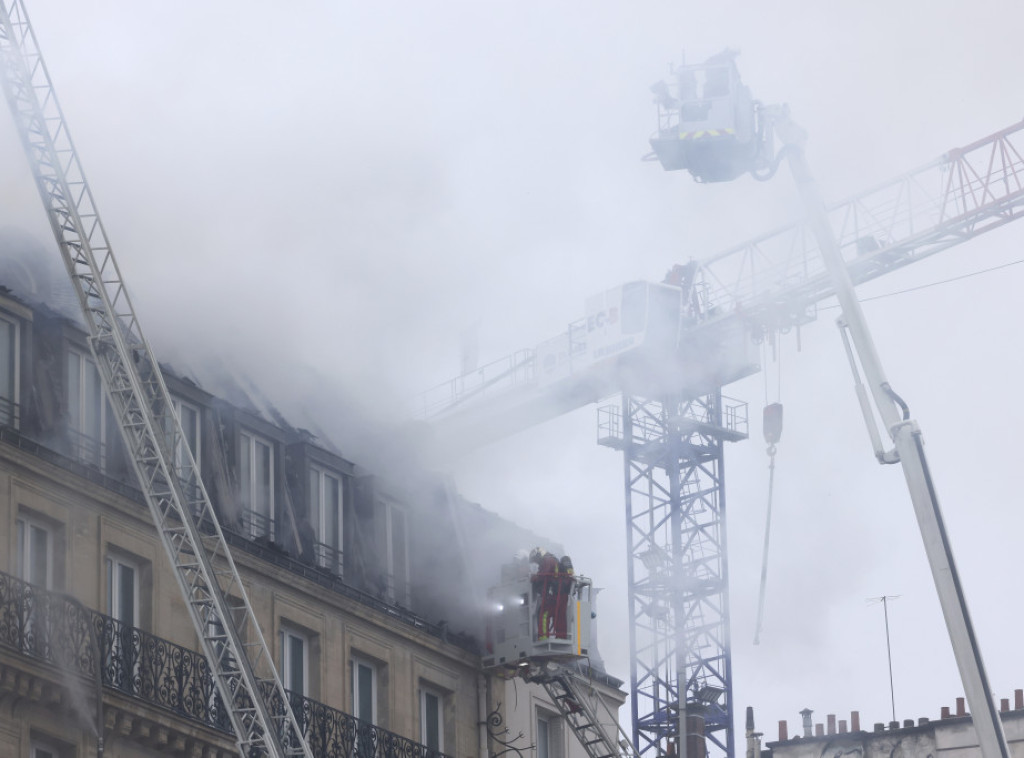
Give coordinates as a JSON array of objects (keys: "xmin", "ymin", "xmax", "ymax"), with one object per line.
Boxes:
[{"xmin": 0, "ymin": 570, "xmax": 451, "ymax": 758}]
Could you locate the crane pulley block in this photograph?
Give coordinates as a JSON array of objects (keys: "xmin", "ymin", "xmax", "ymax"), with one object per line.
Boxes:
[{"xmin": 762, "ymin": 402, "xmax": 783, "ymax": 446}]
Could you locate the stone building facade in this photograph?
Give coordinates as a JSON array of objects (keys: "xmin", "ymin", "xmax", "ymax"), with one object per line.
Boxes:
[{"xmin": 0, "ymin": 278, "xmax": 625, "ymax": 758}]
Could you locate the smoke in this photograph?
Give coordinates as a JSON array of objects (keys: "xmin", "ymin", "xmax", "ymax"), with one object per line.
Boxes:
[{"xmin": 1, "ymin": 0, "xmax": 1021, "ymax": 742}]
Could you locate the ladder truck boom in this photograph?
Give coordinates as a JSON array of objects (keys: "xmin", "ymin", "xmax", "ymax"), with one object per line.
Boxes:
[{"xmin": 0, "ymin": 3, "xmax": 312, "ymax": 756}]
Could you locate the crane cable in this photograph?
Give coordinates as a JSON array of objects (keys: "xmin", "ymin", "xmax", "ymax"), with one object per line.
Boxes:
[
  {"xmin": 754, "ymin": 338, "xmax": 784, "ymax": 645},
  {"xmin": 752, "ymin": 433, "xmax": 777, "ymax": 645}
]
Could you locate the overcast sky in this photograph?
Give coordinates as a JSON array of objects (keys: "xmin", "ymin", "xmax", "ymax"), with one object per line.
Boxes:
[{"xmin": 2, "ymin": 0, "xmax": 1023, "ymax": 747}]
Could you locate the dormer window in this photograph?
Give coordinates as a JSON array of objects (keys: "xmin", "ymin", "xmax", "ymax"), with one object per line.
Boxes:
[
  {"xmin": 0, "ymin": 313, "xmax": 19, "ymax": 428},
  {"xmin": 309, "ymin": 466, "xmax": 343, "ymax": 575},
  {"xmin": 67, "ymin": 348, "xmax": 107, "ymax": 468},
  {"xmin": 170, "ymin": 397, "xmax": 202, "ymax": 503},
  {"xmin": 385, "ymin": 501, "xmax": 409, "ymax": 606},
  {"xmin": 239, "ymin": 429, "xmax": 274, "ymax": 540}
]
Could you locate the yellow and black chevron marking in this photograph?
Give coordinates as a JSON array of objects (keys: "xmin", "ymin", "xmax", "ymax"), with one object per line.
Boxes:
[{"xmin": 677, "ymin": 127, "xmax": 736, "ymax": 139}]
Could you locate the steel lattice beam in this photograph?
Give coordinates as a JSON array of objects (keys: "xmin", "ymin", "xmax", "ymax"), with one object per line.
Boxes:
[{"xmin": 600, "ymin": 393, "xmax": 746, "ymax": 758}]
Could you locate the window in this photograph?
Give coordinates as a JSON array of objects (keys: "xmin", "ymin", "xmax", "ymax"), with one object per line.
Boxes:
[
  {"xmin": 280, "ymin": 626, "xmax": 308, "ymax": 697},
  {"xmin": 16, "ymin": 515, "xmax": 53, "ymax": 589},
  {"xmin": 386, "ymin": 503, "xmax": 409, "ymax": 605},
  {"xmin": 537, "ymin": 715, "xmax": 551, "ymax": 758},
  {"xmin": 420, "ymin": 687, "xmax": 444, "ymax": 753},
  {"xmin": 351, "ymin": 655, "xmax": 377, "ymax": 725},
  {"xmin": 310, "ymin": 466, "xmax": 343, "ymax": 574},
  {"xmin": 239, "ymin": 430, "xmax": 274, "ymax": 539},
  {"xmin": 166, "ymin": 397, "xmax": 203, "ymax": 513},
  {"xmin": 106, "ymin": 553, "xmax": 141, "ymax": 692},
  {"xmin": 536, "ymin": 710, "xmax": 562, "ymax": 758},
  {"xmin": 67, "ymin": 348, "xmax": 107, "ymax": 468},
  {"xmin": 170, "ymin": 397, "xmax": 202, "ymax": 503},
  {"xmin": 16, "ymin": 514, "xmax": 57, "ymax": 657},
  {"xmin": 0, "ymin": 314, "xmax": 19, "ymax": 427},
  {"xmin": 30, "ymin": 735, "xmax": 68, "ymax": 758},
  {"xmin": 107, "ymin": 554, "xmax": 139, "ymax": 627}
]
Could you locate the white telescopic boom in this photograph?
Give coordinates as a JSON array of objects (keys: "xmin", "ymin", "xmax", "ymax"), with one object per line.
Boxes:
[{"xmin": 781, "ymin": 121, "xmax": 1011, "ymax": 758}]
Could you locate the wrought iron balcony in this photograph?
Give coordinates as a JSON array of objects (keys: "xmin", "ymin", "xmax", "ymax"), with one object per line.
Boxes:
[
  {"xmin": 314, "ymin": 541, "xmax": 344, "ymax": 577},
  {"xmin": 0, "ymin": 395, "xmax": 19, "ymax": 429},
  {"xmin": 0, "ymin": 570, "xmax": 450, "ymax": 758}
]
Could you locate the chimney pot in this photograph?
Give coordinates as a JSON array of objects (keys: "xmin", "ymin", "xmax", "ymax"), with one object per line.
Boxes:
[
  {"xmin": 800, "ymin": 709, "xmax": 814, "ymax": 738},
  {"xmin": 918, "ymin": 718, "xmax": 929, "ymax": 726},
  {"xmin": 956, "ymin": 697, "xmax": 966, "ymax": 717},
  {"xmin": 815, "ymin": 724, "xmax": 824, "ymax": 737},
  {"xmin": 851, "ymin": 711, "xmax": 860, "ymax": 732},
  {"xmin": 940, "ymin": 706, "xmax": 951, "ymax": 719},
  {"xmin": 1001, "ymin": 699, "xmax": 1009, "ymax": 713},
  {"xmin": 827, "ymin": 715, "xmax": 836, "ymax": 735},
  {"xmin": 1016, "ymin": 689, "xmax": 1023, "ymax": 710},
  {"xmin": 838, "ymin": 720, "xmax": 847, "ymax": 734},
  {"xmin": 778, "ymin": 721, "xmax": 788, "ymax": 742},
  {"xmin": 873, "ymin": 723, "xmax": 884, "ymax": 733},
  {"xmin": 888, "ymin": 721, "xmax": 899, "ymax": 731}
]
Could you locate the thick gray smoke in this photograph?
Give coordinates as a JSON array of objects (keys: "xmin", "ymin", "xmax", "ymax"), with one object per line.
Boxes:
[{"xmin": 1, "ymin": 0, "xmax": 1021, "ymax": 742}]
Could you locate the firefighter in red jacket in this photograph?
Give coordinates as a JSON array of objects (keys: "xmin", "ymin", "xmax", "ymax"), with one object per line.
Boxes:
[
  {"xmin": 554, "ymin": 554, "xmax": 575, "ymax": 640},
  {"xmin": 530, "ymin": 548, "xmax": 560, "ymax": 640}
]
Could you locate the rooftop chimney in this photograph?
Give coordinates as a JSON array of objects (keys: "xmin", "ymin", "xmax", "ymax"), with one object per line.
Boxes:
[
  {"xmin": 800, "ymin": 709, "xmax": 813, "ymax": 738},
  {"xmin": 745, "ymin": 707, "xmax": 762, "ymax": 758}
]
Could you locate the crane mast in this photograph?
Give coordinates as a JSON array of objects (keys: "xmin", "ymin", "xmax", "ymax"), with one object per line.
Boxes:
[{"xmin": 0, "ymin": 3, "xmax": 312, "ymax": 756}]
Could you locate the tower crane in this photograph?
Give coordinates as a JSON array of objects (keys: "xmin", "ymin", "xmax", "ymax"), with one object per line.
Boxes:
[
  {"xmin": 422, "ymin": 60, "xmax": 1024, "ymax": 758},
  {"xmin": 0, "ymin": 3, "xmax": 312, "ymax": 756}
]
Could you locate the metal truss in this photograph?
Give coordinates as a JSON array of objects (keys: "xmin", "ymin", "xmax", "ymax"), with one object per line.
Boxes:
[
  {"xmin": 599, "ymin": 393, "xmax": 747, "ymax": 758},
  {"xmin": 692, "ymin": 119, "xmax": 1024, "ymax": 332}
]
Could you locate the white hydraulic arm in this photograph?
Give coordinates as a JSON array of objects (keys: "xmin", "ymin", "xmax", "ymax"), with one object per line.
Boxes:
[
  {"xmin": 774, "ymin": 112, "xmax": 1011, "ymax": 758},
  {"xmin": 0, "ymin": 3, "xmax": 312, "ymax": 757}
]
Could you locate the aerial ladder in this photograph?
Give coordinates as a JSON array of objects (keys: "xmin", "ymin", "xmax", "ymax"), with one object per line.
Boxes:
[
  {"xmin": 0, "ymin": 3, "xmax": 312, "ymax": 756},
  {"xmin": 532, "ymin": 667, "xmax": 631, "ymax": 758},
  {"xmin": 424, "ymin": 59, "xmax": 1024, "ymax": 758}
]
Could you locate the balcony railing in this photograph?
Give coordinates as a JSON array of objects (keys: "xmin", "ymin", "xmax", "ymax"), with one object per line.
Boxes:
[
  {"xmin": 66, "ymin": 427, "xmax": 106, "ymax": 470},
  {"xmin": 0, "ymin": 395, "xmax": 19, "ymax": 429},
  {"xmin": 314, "ymin": 541, "xmax": 344, "ymax": 576},
  {"xmin": 240, "ymin": 508, "xmax": 274, "ymax": 542},
  {"xmin": 0, "ymin": 570, "xmax": 450, "ymax": 758}
]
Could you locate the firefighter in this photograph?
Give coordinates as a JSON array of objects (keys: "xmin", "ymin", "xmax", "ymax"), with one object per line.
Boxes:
[
  {"xmin": 554, "ymin": 555, "xmax": 575, "ymax": 639},
  {"xmin": 530, "ymin": 548, "xmax": 559, "ymax": 640}
]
